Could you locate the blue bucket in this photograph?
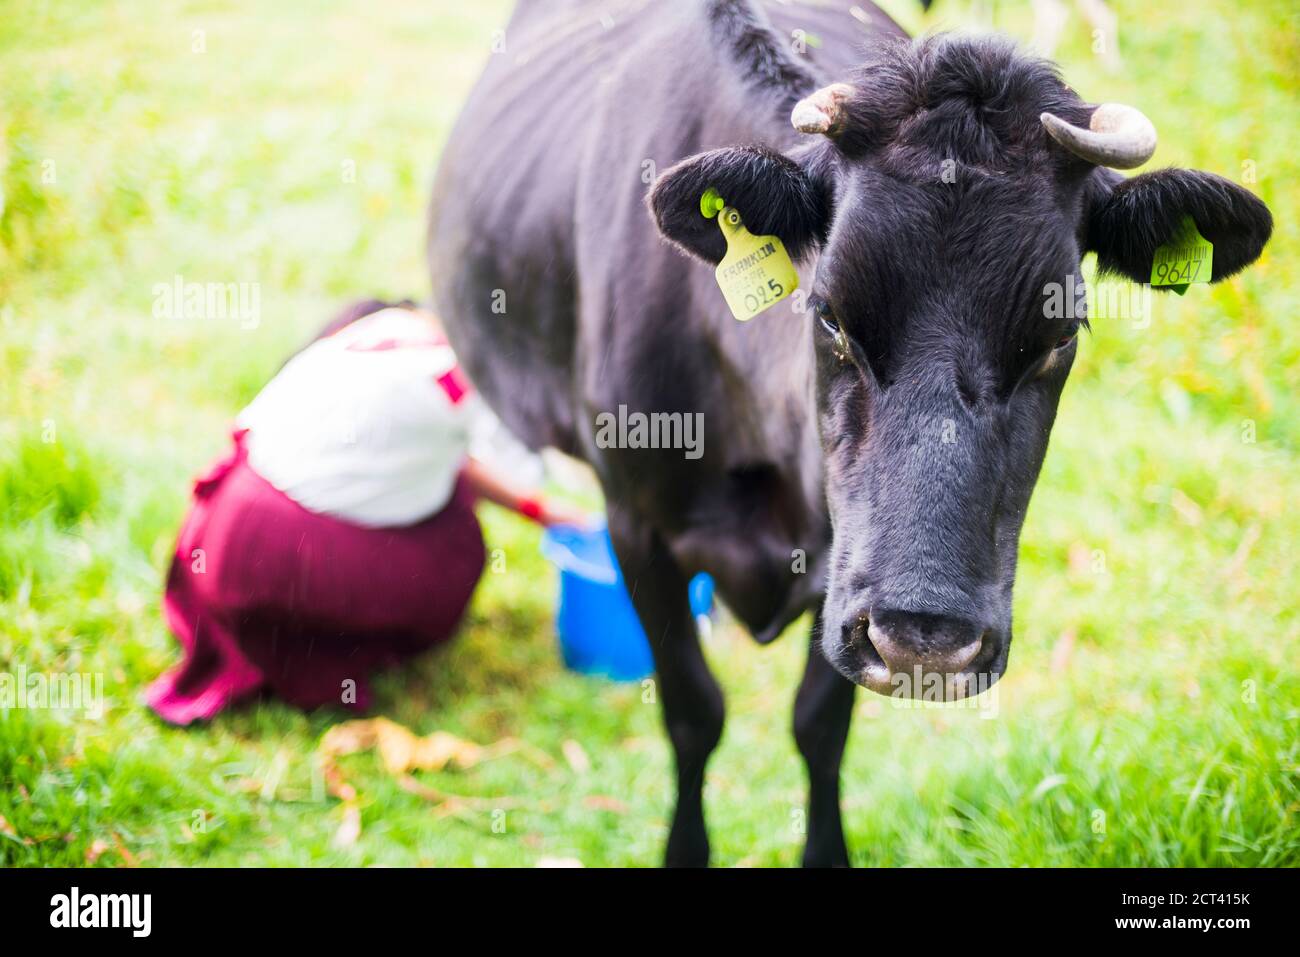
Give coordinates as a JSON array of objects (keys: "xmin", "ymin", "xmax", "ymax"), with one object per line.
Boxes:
[{"xmin": 541, "ymin": 525, "xmax": 713, "ymax": 681}]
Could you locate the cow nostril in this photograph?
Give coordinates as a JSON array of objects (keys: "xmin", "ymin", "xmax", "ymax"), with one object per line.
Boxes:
[
  {"xmin": 845, "ymin": 616, "xmax": 889, "ymax": 680},
  {"xmin": 867, "ymin": 614, "xmax": 987, "ymax": 675},
  {"xmin": 948, "ymin": 630, "xmax": 986, "ymax": 674}
]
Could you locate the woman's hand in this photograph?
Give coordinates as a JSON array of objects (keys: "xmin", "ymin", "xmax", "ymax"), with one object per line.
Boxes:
[
  {"xmin": 535, "ymin": 499, "xmax": 593, "ymax": 529},
  {"xmin": 464, "ymin": 457, "xmax": 595, "ymax": 528}
]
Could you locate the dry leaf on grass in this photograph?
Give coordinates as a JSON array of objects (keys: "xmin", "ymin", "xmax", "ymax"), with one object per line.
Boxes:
[
  {"xmin": 582, "ymin": 795, "xmax": 628, "ymax": 814},
  {"xmin": 320, "ymin": 717, "xmax": 549, "ymax": 775},
  {"xmin": 333, "ymin": 804, "xmax": 362, "ymax": 848},
  {"xmin": 562, "ymin": 739, "xmax": 590, "ymax": 774},
  {"xmin": 322, "ymin": 761, "xmax": 356, "ymax": 802},
  {"xmin": 1066, "ymin": 541, "xmax": 1092, "ymax": 577},
  {"xmin": 1170, "ymin": 488, "xmax": 1203, "ymax": 526},
  {"xmin": 1225, "ymin": 523, "xmax": 1262, "ymax": 595},
  {"xmin": 1050, "ymin": 629, "xmax": 1076, "ymax": 674},
  {"xmin": 318, "ymin": 717, "xmax": 554, "ymax": 825},
  {"xmin": 231, "ymin": 777, "xmax": 264, "ymax": 795},
  {"xmin": 112, "ymin": 833, "xmax": 139, "ymax": 867}
]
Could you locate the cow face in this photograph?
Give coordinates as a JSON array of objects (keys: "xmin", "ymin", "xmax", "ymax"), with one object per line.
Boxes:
[{"xmin": 649, "ymin": 37, "xmax": 1271, "ymax": 700}]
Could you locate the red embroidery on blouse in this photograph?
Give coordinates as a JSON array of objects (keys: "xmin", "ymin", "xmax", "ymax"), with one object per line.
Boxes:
[
  {"xmin": 435, "ymin": 366, "xmax": 472, "ymax": 405},
  {"xmin": 331, "ymin": 317, "xmax": 470, "ymax": 403},
  {"xmin": 343, "ymin": 334, "xmax": 447, "ymax": 353}
]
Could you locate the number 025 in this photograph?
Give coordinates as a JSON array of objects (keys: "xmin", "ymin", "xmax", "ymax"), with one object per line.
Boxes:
[{"xmin": 743, "ymin": 278, "xmax": 785, "ymax": 312}]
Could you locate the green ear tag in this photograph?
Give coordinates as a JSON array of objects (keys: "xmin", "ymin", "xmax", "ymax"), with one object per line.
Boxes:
[
  {"xmin": 700, "ymin": 187, "xmax": 726, "ymax": 219},
  {"xmin": 1151, "ymin": 216, "xmax": 1213, "ymax": 296},
  {"xmin": 711, "ymin": 205, "xmax": 799, "ymax": 321}
]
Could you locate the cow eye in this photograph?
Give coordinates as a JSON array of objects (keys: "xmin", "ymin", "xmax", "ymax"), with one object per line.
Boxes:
[
  {"xmin": 814, "ymin": 301, "xmax": 839, "ymax": 337},
  {"xmin": 1054, "ymin": 321, "xmax": 1081, "ymax": 350},
  {"xmin": 815, "ymin": 301, "xmax": 852, "ymax": 362}
]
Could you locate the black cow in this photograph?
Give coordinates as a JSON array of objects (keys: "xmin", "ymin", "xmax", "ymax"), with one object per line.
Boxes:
[{"xmin": 427, "ymin": 0, "xmax": 1271, "ymax": 866}]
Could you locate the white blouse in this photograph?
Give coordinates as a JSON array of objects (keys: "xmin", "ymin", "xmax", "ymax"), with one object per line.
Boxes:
[{"xmin": 238, "ymin": 308, "xmax": 518, "ymax": 528}]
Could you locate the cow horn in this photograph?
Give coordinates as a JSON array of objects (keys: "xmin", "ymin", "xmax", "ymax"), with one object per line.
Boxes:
[
  {"xmin": 791, "ymin": 83, "xmax": 854, "ymax": 136},
  {"xmin": 1040, "ymin": 103, "xmax": 1157, "ymax": 169}
]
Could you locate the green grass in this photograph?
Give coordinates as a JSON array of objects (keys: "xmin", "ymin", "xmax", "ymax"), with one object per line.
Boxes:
[{"xmin": 1, "ymin": 0, "xmax": 1297, "ymax": 867}]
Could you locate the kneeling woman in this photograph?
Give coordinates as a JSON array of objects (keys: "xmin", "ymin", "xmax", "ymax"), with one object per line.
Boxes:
[{"xmin": 147, "ymin": 300, "xmax": 579, "ymax": 724}]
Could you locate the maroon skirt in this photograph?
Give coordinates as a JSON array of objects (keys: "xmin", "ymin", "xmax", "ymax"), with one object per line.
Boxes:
[{"xmin": 146, "ymin": 433, "xmax": 486, "ymax": 724}]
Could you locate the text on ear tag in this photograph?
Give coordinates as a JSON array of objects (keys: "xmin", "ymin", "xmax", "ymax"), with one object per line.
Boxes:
[
  {"xmin": 1151, "ymin": 216, "xmax": 1213, "ymax": 295},
  {"xmin": 705, "ymin": 198, "xmax": 799, "ymax": 321}
]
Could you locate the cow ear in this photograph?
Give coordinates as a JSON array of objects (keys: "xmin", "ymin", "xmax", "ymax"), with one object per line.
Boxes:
[
  {"xmin": 1086, "ymin": 168, "xmax": 1272, "ymax": 287},
  {"xmin": 648, "ymin": 146, "xmax": 829, "ymax": 265}
]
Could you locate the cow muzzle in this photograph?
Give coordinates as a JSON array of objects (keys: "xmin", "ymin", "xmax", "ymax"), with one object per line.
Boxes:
[{"xmin": 831, "ymin": 608, "xmax": 1005, "ymax": 701}]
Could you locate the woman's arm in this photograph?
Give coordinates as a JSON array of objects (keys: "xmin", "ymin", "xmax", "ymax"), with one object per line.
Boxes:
[{"xmin": 461, "ymin": 456, "xmax": 590, "ymax": 528}]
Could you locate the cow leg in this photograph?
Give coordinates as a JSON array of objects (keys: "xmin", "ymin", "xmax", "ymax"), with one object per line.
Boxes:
[
  {"xmin": 793, "ymin": 615, "xmax": 856, "ymax": 867},
  {"xmin": 608, "ymin": 508, "xmax": 723, "ymax": 867}
]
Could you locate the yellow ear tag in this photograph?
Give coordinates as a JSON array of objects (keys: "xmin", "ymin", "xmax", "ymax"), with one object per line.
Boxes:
[
  {"xmin": 707, "ymin": 199, "xmax": 799, "ymax": 321},
  {"xmin": 1151, "ymin": 216, "xmax": 1213, "ymax": 296}
]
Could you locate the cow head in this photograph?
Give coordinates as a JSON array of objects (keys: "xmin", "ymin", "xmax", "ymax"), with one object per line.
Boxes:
[{"xmin": 649, "ymin": 36, "xmax": 1271, "ymax": 700}]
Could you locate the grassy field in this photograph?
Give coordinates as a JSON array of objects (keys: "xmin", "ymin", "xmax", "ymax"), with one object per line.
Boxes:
[{"xmin": 0, "ymin": 0, "xmax": 1296, "ymax": 867}]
